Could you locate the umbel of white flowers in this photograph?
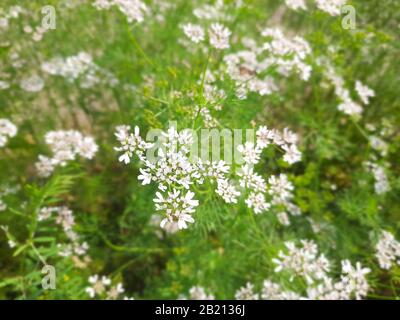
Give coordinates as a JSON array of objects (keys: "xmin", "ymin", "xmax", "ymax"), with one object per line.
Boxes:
[
  {"xmin": 115, "ymin": 125, "xmax": 302, "ymax": 231},
  {"xmin": 183, "ymin": 240, "xmax": 371, "ymax": 300},
  {"xmin": 35, "ymin": 130, "xmax": 98, "ymax": 178},
  {"xmin": 0, "ymin": 118, "xmax": 17, "ymax": 148}
]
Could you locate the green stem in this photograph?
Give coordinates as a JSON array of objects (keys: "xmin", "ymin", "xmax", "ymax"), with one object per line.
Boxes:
[{"xmin": 99, "ymin": 232, "xmax": 163, "ymax": 254}]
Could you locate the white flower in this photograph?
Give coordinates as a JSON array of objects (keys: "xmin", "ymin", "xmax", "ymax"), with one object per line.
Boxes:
[
  {"xmin": 0, "ymin": 80, "xmax": 10, "ymax": 90},
  {"xmin": 77, "ymin": 137, "xmax": 98, "ymax": 159},
  {"xmin": 365, "ymin": 162, "xmax": 390, "ymax": 195},
  {"xmin": 8, "ymin": 240, "xmax": 16, "ymax": 248},
  {"xmin": 338, "ymin": 99, "xmax": 363, "ymax": 117},
  {"xmin": 285, "ymin": 0, "xmax": 307, "ymax": 10},
  {"xmin": 261, "ymin": 280, "xmax": 300, "ymax": 300},
  {"xmin": 277, "ymin": 212, "xmax": 291, "ymax": 226},
  {"xmin": 0, "ymin": 199, "xmax": 6, "ymax": 212},
  {"xmin": 187, "ymin": 286, "xmax": 215, "ymax": 300},
  {"xmin": 36, "ymin": 130, "xmax": 98, "ymax": 177},
  {"xmin": 245, "ymin": 192, "xmax": 270, "ymax": 214},
  {"xmin": 154, "ymin": 190, "xmax": 198, "ymax": 230},
  {"xmin": 355, "ymin": 81, "xmax": 375, "ymax": 105},
  {"xmin": 93, "ymin": 0, "xmax": 148, "ymax": 23},
  {"xmin": 375, "ymin": 231, "xmax": 400, "ymax": 270},
  {"xmin": 42, "ymin": 52, "xmax": 118, "ymax": 88},
  {"xmin": 35, "ymin": 155, "xmax": 57, "ymax": 178},
  {"xmin": 55, "ymin": 206, "xmax": 75, "ymax": 231},
  {"xmin": 340, "ymin": 260, "xmax": 370, "ymax": 300},
  {"xmin": 268, "ymin": 174, "xmax": 294, "ymax": 205},
  {"xmin": 195, "ymin": 160, "xmax": 230, "ymax": 183},
  {"xmin": 209, "ymin": 23, "xmax": 231, "ymax": 50},
  {"xmin": 237, "ymin": 165, "xmax": 266, "ymax": 192},
  {"xmin": 315, "ymin": 0, "xmax": 346, "ymax": 16},
  {"xmin": 93, "ymin": 0, "xmax": 113, "ymax": 10},
  {"xmin": 20, "ymin": 75, "xmax": 44, "ymax": 92},
  {"xmin": 73, "ymin": 241, "xmax": 89, "ymax": 256},
  {"xmin": 86, "ymin": 275, "xmax": 112, "ymax": 298},
  {"xmin": 282, "ymin": 128, "xmax": 299, "ymax": 145},
  {"xmin": 115, "ymin": 125, "xmax": 153, "ymax": 164},
  {"xmin": 107, "ymin": 283, "xmax": 125, "ymax": 300},
  {"xmin": 256, "ymin": 126, "xmax": 274, "ymax": 148},
  {"xmin": 38, "ymin": 207, "xmax": 54, "ymax": 221},
  {"xmin": 273, "ymin": 240, "xmax": 330, "ymax": 284},
  {"xmin": 237, "ymin": 142, "xmax": 262, "ymax": 165},
  {"xmin": 235, "ymin": 282, "xmax": 259, "ymax": 300},
  {"xmin": 0, "ymin": 119, "xmax": 17, "ymax": 147},
  {"xmin": 369, "ymin": 136, "xmax": 388, "ymax": 157},
  {"xmin": 216, "ymin": 179, "xmax": 240, "ymax": 203},
  {"xmin": 183, "ymin": 23, "xmax": 205, "ymax": 43},
  {"xmin": 282, "ymin": 144, "xmax": 301, "ymax": 164}
]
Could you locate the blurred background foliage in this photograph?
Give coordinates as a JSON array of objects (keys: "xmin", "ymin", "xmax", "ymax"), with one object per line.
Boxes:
[{"xmin": 0, "ymin": 0, "xmax": 399, "ymax": 299}]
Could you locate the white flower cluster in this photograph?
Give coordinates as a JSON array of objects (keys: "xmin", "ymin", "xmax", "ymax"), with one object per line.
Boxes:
[
  {"xmin": 1, "ymin": 4, "xmax": 50, "ymax": 42},
  {"xmin": 261, "ymin": 28, "xmax": 312, "ymax": 81},
  {"xmin": 19, "ymin": 75, "xmax": 45, "ymax": 92},
  {"xmin": 183, "ymin": 23, "xmax": 205, "ymax": 43},
  {"xmin": 35, "ymin": 130, "xmax": 98, "ymax": 178},
  {"xmin": 209, "ymin": 23, "xmax": 231, "ymax": 50},
  {"xmin": 93, "ymin": 0, "xmax": 148, "ymax": 23},
  {"xmin": 0, "ymin": 5, "xmax": 24, "ymax": 32},
  {"xmin": 0, "ymin": 119, "xmax": 17, "ymax": 147},
  {"xmin": 0, "ymin": 80, "xmax": 10, "ymax": 90},
  {"xmin": 0, "ymin": 225, "xmax": 17, "ymax": 248},
  {"xmin": 0, "ymin": 199, "xmax": 6, "ymax": 212},
  {"xmin": 324, "ymin": 64, "xmax": 374, "ymax": 117},
  {"xmin": 273, "ymin": 240, "xmax": 330, "ymax": 284},
  {"xmin": 86, "ymin": 275, "xmax": 129, "ymax": 300},
  {"xmin": 115, "ymin": 125, "xmax": 237, "ymax": 230},
  {"xmin": 272, "ymin": 240, "xmax": 371, "ymax": 299},
  {"xmin": 114, "ymin": 125, "xmax": 153, "ymax": 164},
  {"xmin": 222, "ymin": 28, "xmax": 312, "ymax": 99},
  {"xmin": 39, "ymin": 206, "xmax": 74, "ymax": 229},
  {"xmin": 215, "ymin": 178, "xmax": 241, "ymax": 204},
  {"xmin": 375, "ymin": 231, "xmax": 400, "ymax": 270},
  {"xmin": 0, "ymin": 185, "xmax": 19, "ymax": 212},
  {"xmin": 261, "ymin": 280, "xmax": 300, "ymax": 300},
  {"xmin": 236, "ymin": 126, "xmax": 301, "ymax": 222},
  {"xmin": 193, "ymin": 105, "xmax": 219, "ymax": 128},
  {"xmin": 184, "ymin": 243, "xmax": 371, "ymax": 300},
  {"xmin": 355, "ymin": 80, "xmax": 375, "ymax": 105},
  {"xmin": 116, "ymin": 124, "xmax": 302, "ymax": 230},
  {"xmin": 149, "ymin": 214, "xmax": 180, "ymax": 236},
  {"xmin": 285, "ymin": 0, "xmax": 348, "ymax": 16},
  {"xmin": 369, "ymin": 135, "xmax": 389, "ymax": 157},
  {"xmin": 285, "ymin": 0, "xmax": 307, "ymax": 11},
  {"xmin": 364, "ymin": 162, "xmax": 390, "ymax": 195},
  {"xmin": 38, "ymin": 206, "xmax": 89, "ymax": 258},
  {"xmin": 247, "ymin": 126, "xmax": 301, "ymax": 166},
  {"xmin": 154, "ymin": 190, "xmax": 199, "ymax": 230},
  {"xmin": 180, "ymin": 286, "xmax": 215, "ymax": 300},
  {"xmin": 183, "ymin": 22, "xmax": 231, "ymax": 50},
  {"xmin": 193, "ymin": 0, "xmax": 238, "ymax": 21},
  {"xmin": 268, "ymin": 174, "xmax": 301, "ymax": 225},
  {"xmin": 235, "ymin": 282, "xmax": 260, "ymax": 300},
  {"xmin": 23, "ymin": 22, "xmax": 51, "ymax": 42},
  {"xmin": 315, "ymin": 0, "xmax": 346, "ymax": 16},
  {"xmin": 42, "ymin": 52, "xmax": 118, "ymax": 89}
]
